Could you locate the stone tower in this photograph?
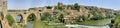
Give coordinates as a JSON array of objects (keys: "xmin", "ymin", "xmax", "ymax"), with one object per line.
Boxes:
[{"xmin": 0, "ymin": 0, "xmax": 7, "ymax": 17}]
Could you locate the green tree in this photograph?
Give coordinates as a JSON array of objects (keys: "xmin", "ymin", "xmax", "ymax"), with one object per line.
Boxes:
[
  {"xmin": 27, "ymin": 14, "xmax": 36, "ymax": 22},
  {"xmin": 46, "ymin": 6, "xmax": 52, "ymax": 9},
  {"xmin": 5, "ymin": 14, "xmax": 15, "ymax": 26},
  {"xmin": 55, "ymin": 6, "xmax": 63, "ymax": 10},
  {"xmin": 58, "ymin": 14, "xmax": 64, "ymax": 23},
  {"xmin": 41, "ymin": 12, "xmax": 51, "ymax": 21},
  {"xmin": 73, "ymin": 3, "xmax": 80, "ymax": 11},
  {"xmin": 90, "ymin": 15, "xmax": 104, "ymax": 20},
  {"xmin": 81, "ymin": 15, "xmax": 89, "ymax": 21},
  {"xmin": 112, "ymin": 17, "xmax": 120, "ymax": 28},
  {"xmin": 114, "ymin": 12, "xmax": 119, "ymax": 16}
]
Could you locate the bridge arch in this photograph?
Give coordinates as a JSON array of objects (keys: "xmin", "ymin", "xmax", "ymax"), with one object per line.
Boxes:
[
  {"xmin": 16, "ymin": 14, "xmax": 23, "ymax": 23},
  {"xmin": 27, "ymin": 13, "xmax": 37, "ymax": 22}
]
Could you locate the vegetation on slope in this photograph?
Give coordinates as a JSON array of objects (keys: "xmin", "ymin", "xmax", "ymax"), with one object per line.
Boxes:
[
  {"xmin": 111, "ymin": 16, "xmax": 120, "ymax": 28},
  {"xmin": 5, "ymin": 14, "xmax": 15, "ymax": 26}
]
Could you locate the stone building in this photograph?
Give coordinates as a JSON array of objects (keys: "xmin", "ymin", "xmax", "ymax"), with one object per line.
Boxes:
[
  {"xmin": 0, "ymin": 0, "xmax": 11, "ymax": 28},
  {"xmin": 0, "ymin": 0, "xmax": 7, "ymax": 17}
]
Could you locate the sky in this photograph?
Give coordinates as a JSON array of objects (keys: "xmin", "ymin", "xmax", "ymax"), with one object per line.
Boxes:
[{"xmin": 8, "ymin": 0, "xmax": 120, "ymax": 10}]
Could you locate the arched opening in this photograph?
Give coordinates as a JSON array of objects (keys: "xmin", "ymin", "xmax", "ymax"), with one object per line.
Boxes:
[
  {"xmin": 27, "ymin": 13, "xmax": 36, "ymax": 22},
  {"xmin": 16, "ymin": 15, "xmax": 23, "ymax": 23},
  {"xmin": 26, "ymin": 13, "xmax": 36, "ymax": 28}
]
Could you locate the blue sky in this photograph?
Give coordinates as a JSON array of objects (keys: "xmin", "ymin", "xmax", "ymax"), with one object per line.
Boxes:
[{"xmin": 8, "ymin": 0, "xmax": 120, "ymax": 10}]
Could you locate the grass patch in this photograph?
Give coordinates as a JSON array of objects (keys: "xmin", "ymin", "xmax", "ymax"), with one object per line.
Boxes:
[
  {"xmin": 32, "ymin": 21, "xmax": 49, "ymax": 28},
  {"xmin": 12, "ymin": 23, "xmax": 25, "ymax": 28},
  {"xmin": 31, "ymin": 21, "xmax": 66, "ymax": 28}
]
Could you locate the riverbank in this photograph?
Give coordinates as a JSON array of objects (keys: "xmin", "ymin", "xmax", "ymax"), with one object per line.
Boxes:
[
  {"xmin": 12, "ymin": 19, "xmax": 111, "ymax": 28},
  {"xmin": 26, "ymin": 19, "xmax": 111, "ymax": 28},
  {"xmin": 73, "ymin": 19, "xmax": 111, "ymax": 26},
  {"xmin": 27, "ymin": 21, "xmax": 66, "ymax": 28},
  {"xmin": 65, "ymin": 24, "xmax": 110, "ymax": 28}
]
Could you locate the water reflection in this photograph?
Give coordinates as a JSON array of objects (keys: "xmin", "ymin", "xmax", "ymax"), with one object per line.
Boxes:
[
  {"xmin": 16, "ymin": 16, "xmax": 34, "ymax": 28},
  {"xmin": 66, "ymin": 24, "xmax": 110, "ymax": 28},
  {"xmin": 26, "ymin": 22, "xmax": 33, "ymax": 28},
  {"xmin": 16, "ymin": 16, "xmax": 21, "ymax": 23},
  {"xmin": 26, "ymin": 13, "xmax": 36, "ymax": 28}
]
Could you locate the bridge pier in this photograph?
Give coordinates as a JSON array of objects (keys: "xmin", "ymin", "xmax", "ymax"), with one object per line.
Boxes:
[
  {"xmin": 35, "ymin": 13, "xmax": 40, "ymax": 21},
  {"xmin": 21, "ymin": 15, "xmax": 27, "ymax": 25}
]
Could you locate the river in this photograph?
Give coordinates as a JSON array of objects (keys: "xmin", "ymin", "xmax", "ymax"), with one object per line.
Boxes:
[
  {"xmin": 16, "ymin": 16, "xmax": 111, "ymax": 28},
  {"xmin": 65, "ymin": 19, "xmax": 111, "ymax": 28},
  {"xmin": 26, "ymin": 22, "xmax": 33, "ymax": 28},
  {"xmin": 65, "ymin": 24, "xmax": 110, "ymax": 28}
]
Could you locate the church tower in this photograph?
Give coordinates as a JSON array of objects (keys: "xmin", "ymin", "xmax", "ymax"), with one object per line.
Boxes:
[{"xmin": 0, "ymin": 0, "xmax": 7, "ymax": 17}]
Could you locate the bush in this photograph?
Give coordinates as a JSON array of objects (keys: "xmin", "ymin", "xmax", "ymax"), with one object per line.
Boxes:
[
  {"xmin": 81, "ymin": 16, "xmax": 89, "ymax": 21},
  {"xmin": 41, "ymin": 12, "xmax": 51, "ymax": 21},
  {"xmin": 5, "ymin": 14, "xmax": 15, "ymax": 26},
  {"xmin": 27, "ymin": 14, "xmax": 36, "ymax": 21},
  {"xmin": 46, "ymin": 6, "xmax": 52, "ymax": 9},
  {"xmin": 73, "ymin": 3, "xmax": 80, "ymax": 11},
  {"xmin": 58, "ymin": 14, "xmax": 64, "ymax": 23},
  {"xmin": 0, "ymin": 12, "xmax": 4, "ymax": 19},
  {"xmin": 90, "ymin": 15, "xmax": 103, "ymax": 20},
  {"xmin": 55, "ymin": 6, "xmax": 63, "ymax": 10},
  {"xmin": 112, "ymin": 17, "xmax": 120, "ymax": 28}
]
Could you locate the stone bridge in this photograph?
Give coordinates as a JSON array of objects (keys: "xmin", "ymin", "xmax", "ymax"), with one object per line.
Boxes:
[
  {"xmin": 8, "ymin": 9, "xmax": 41, "ymax": 25},
  {"xmin": 0, "ymin": 0, "xmax": 45, "ymax": 28}
]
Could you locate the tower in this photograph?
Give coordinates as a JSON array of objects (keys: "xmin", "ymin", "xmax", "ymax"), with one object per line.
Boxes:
[{"xmin": 0, "ymin": 0, "xmax": 7, "ymax": 17}]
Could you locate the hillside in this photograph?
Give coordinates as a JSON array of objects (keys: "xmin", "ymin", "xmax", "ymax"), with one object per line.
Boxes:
[
  {"xmin": 29, "ymin": 2, "xmax": 120, "ymax": 28},
  {"xmin": 38, "ymin": 3, "xmax": 118, "ymax": 21}
]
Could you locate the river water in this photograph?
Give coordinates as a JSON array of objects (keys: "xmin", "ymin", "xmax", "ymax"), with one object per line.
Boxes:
[
  {"xmin": 26, "ymin": 22, "xmax": 33, "ymax": 28},
  {"xmin": 65, "ymin": 19, "xmax": 111, "ymax": 28},
  {"xmin": 16, "ymin": 16, "xmax": 34, "ymax": 28},
  {"xmin": 65, "ymin": 24, "xmax": 110, "ymax": 28},
  {"xmin": 16, "ymin": 16, "xmax": 111, "ymax": 28}
]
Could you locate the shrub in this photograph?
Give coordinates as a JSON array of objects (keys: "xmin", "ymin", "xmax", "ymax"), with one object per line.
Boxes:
[
  {"xmin": 0, "ymin": 12, "xmax": 4, "ymax": 19},
  {"xmin": 73, "ymin": 3, "xmax": 80, "ymax": 11},
  {"xmin": 58, "ymin": 14, "xmax": 64, "ymax": 23},
  {"xmin": 46, "ymin": 6, "xmax": 52, "ymax": 9},
  {"xmin": 112, "ymin": 17, "xmax": 120, "ymax": 28},
  {"xmin": 41, "ymin": 12, "xmax": 51, "ymax": 21},
  {"xmin": 5, "ymin": 14, "xmax": 15, "ymax": 26},
  {"xmin": 90, "ymin": 15, "xmax": 103, "ymax": 20},
  {"xmin": 27, "ymin": 14, "xmax": 36, "ymax": 21},
  {"xmin": 55, "ymin": 6, "xmax": 63, "ymax": 10}
]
